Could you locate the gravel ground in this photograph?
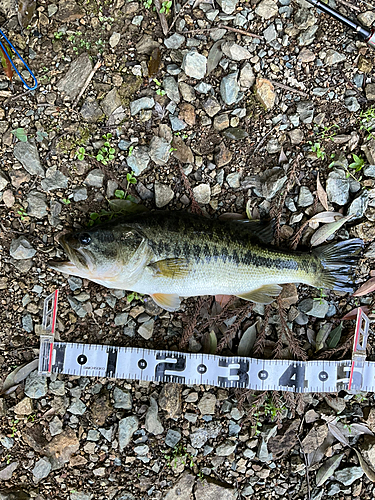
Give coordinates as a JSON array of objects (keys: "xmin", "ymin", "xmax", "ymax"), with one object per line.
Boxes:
[{"xmin": 2, "ymin": 0, "xmax": 375, "ymax": 498}]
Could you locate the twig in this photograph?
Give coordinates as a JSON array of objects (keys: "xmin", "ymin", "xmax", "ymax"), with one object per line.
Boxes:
[
  {"xmin": 253, "ymin": 304, "xmax": 272, "ymax": 356},
  {"xmin": 178, "ymin": 165, "xmax": 203, "ymax": 215},
  {"xmin": 297, "ymin": 435, "xmax": 311, "ymax": 500},
  {"xmin": 252, "ymin": 126, "xmax": 276, "ymax": 155},
  {"xmin": 216, "ymin": 303, "xmax": 253, "ymax": 353},
  {"xmin": 277, "ymin": 296, "xmax": 307, "ymax": 361},
  {"xmin": 335, "ymin": 0, "xmax": 360, "ymax": 10},
  {"xmin": 4, "ymin": 88, "xmax": 33, "ymax": 105},
  {"xmin": 72, "ymin": 58, "xmax": 102, "ymax": 109},
  {"xmin": 168, "ymin": 0, "xmax": 191, "ymax": 33},
  {"xmin": 182, "ymin": 25, "xmax": 262, "ymax": 39},
  {"xmin": 154, "ymin": 0, "xmax": 169, "ymax": 35},
  {"xmin": 269, "ymin": 80, "xmax": 308, "ymax": 98},
  {"xmin": 179, "ymin": 297, "xmax": 207, "ymax": 349}
]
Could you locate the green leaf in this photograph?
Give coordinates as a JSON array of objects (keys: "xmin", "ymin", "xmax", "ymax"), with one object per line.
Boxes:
[
  {"xmin": 90, "ymin": 213, "xmax": 99, "ymax": 220},
  {"xmin": 326, "ymin": 323, "xmax": 343, "ymax": 349},
  {"xmin": 316, "ymin": 454, "xmax": 344, "ymax": 487},
  {"xmin": 114, "ymin": 190, "xmax": 125, "ymax": 199},
  {"xmin": 11, "ymin": 128, "xmax": 28, "ymax": 142},
  {"xmin": 109, "ymin": 148, "xmax": 115, "ymax": 154}
]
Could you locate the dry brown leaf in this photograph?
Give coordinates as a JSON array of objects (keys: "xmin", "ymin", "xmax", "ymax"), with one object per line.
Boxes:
[
  {"xmin": 341, "ymin": 306, "xmax": 370, "ymax": 321},
  {"xmin": 353, "ymin": 448, "xmax": 375, "ymax": 482},
  {"xmin": 0, "ymin": 44, "xmax": 13, "ymax": 80},
  {"xmin": 301, "ymin": 424, "xmax": 329, "ymax": 454},
  {"xmin": 317, "ymin": 174, "xmax": 329, "ymax": 211},
  {"xmin": 17, "ymin": 0, "xmax": 36, "ymax": 28},
  {"xmin": 1, "ymin": 359, "xmax": 38, "ymax": 395},
  {"xmin": 353, "ymin": 277, "xmax": 375, "ymax": 297},
  {"xmin": 215, "ymin": 295, "xmax": 233, "ymax": 307}
]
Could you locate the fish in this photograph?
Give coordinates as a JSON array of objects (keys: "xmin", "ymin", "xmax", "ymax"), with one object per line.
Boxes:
[{"xmin": 49, "ymin": 211, "xmax": 364, "ymax": 312}]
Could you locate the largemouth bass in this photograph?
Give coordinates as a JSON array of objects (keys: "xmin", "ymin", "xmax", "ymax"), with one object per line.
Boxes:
[{"xmin": 49, "ymin": 211, "xmax": 363, "ymax": 312}]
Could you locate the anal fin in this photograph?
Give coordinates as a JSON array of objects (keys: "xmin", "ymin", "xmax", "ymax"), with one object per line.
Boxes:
[
  {"xmin": 151, "ymin": 293, "xmax": 181, "ymax": 312},
  {"xmin": 237, "ymin": 284, "xmax": 282, "ymax": 304}
]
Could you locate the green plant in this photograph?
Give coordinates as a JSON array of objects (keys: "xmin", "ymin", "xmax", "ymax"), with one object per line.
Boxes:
[
  {"xmin": 128, "ymin": 145, "xmax": 134, "ymax": 156},
  {"xmin": 143, "ymin": 0, "xmax": 152, "ymax": 8},
  {"xmin": 316, "ymin": 124, "xmax": 339, "ymax": 141},
  {"xmin": 11, "ymin": 128, "xmax": 27, "ymax": 142},
  {"xmin": 153, "ymin": 78, "xmax": 166, "ymax": 96},
  {"xmin": 348, "ymin": 153, "xmax": 365, "ymax": 173},
  {"xmin": 164, "ymin": 443, "xmax": 196, "ymax": 470},
  {"xmin": 160, "ymin": 0, "xmax": 172, "ymax": 14},
  {"xmin": 17, "ymin": 207, "xmax": 27, "ymax": 221},
  {"xmin": 62, "ymin": 198, "xmax": 71, "ymax": 205},
  {"xmin": 54, "ymin": 31, "xmax": 64, "ymax": 39},
  {"xmin": 309, "ymin": 142, "xmax": 326, "ymax": 160},
  {"xmin": 76, "ymin": 146, "xmax": 86, "ymax": 161},
  {"xmin": 126, "ymin": 291, "xmax": 143, "ymax": 303},
  {"xmin": 314, "ymin": 288, "xmax": 328, "ymax": 304},
  {"xmin": 359, "ymin": 105, "xmax": 375, "ymax": 140},
  {"xmin": 96, "ymin": 133, "xmax": 115, "ymax": 165},
  {"xmin": 10, "ymin": 419, "xmax": 19, "ymax": 437}
]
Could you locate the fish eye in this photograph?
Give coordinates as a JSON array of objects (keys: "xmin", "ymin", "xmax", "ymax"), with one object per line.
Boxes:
[{"xmin": 79, "ymin": 233, "xmax": 91, "ymax": 245}]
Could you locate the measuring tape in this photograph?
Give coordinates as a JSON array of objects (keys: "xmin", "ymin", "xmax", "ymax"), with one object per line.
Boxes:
[{"xmin": 38, "ymin": 291, "xmax": 372, "ymax": 394}]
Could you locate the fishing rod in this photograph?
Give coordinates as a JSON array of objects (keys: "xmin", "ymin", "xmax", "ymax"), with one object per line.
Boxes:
[{"xmin": 305, "ymin": 0, "xmax": 375, "ymax": 49}]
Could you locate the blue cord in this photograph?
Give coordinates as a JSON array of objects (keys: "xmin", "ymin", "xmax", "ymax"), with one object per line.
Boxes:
[{"xmin": 0, "ymin": 28, "xmax": 38, "ymax": 90}]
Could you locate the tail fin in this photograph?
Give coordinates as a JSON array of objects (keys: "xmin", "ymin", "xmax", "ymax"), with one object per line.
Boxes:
[{"xmin": 312, "ymin": 238, "xmax": 364, "ymax": 293}]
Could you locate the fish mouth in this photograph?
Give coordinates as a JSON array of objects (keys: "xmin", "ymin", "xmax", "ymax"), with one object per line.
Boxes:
[{"xmin": 49, "ymin": 234, "xmax": 95, "ymax": 273}]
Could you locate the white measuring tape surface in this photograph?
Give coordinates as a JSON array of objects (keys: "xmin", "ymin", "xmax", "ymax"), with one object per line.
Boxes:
[{"xmin": 38, "ymin": 291, "xmax": 373, "ymax": 394}]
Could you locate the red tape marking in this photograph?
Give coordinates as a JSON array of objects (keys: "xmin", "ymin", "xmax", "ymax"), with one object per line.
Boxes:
[{"xmin": 51, "ymin": 290, "xmax": 58, "ymax": 335}]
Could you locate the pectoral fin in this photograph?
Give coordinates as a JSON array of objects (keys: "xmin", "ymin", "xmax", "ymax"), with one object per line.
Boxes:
[
  {"xmin": 237, "ymin": 284, "xmax": 282, "ymax": 304},
  {"xmin": 151, "ymin": 293, "xmax": 181, "ymax": 312},
  {"xmin": 149, "ymin": 258, "xmax": 190, "ymax": 278}
]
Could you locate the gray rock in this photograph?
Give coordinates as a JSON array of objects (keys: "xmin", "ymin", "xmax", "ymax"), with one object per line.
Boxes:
[
  {"xmin": 73, "ymin": 187, "xmax": 88, "ymax": 202},
  {"xmin": 288, "ymin": 128, "xmax": 304, "ymax": 145},
  {"xmin": 220, "ymin": 72, "xmax": 239, "ymax": 105},
  {"xmin": 0, "ymin": 436, "xmax": 14, "ymax": 449},
  {"xmin": 138, "ymin": 319, "xmax": 154, "ymax": 339},
  {"xmin": 164, "ymin": 33, "xmax": 185, "ymax": 49},
  {"xmin": 326, "ymin": 169, "xmax": 350, "ymax": 205},
  {"xmin": 216, "ymin": 440, "xmax": 236, "ymax": 456},
  {"xmin": 239, "ymin": 63, "xmax": 255, "ymax": 89},
  {"xmin": 26, "ymin": 191, "xmax": 48, "ymax": 218},
  {"xmin": 70, "ymin": 492, "xmax": 92, "ymax": 500},
  {"xmin": 163, "ymin": 76, "xmax": 181, "ymax": 104},
  {"xmin": 344, "ymin": 96, "xmax": 360, "ymax": 112},
  {"xmin": 22, "ymin": 314, "xmax": 33, "ymax": 333},
  {"xmin": 49, "ymin": 416, "xmax": 63, "ymax": 436},
  {"xmin": 226, "ymin": 172, "xmax": 240, "ymax": 188},
  {"xmin": 0, "ymin": 170, "xmax": 9, "ymax": 191},
  {"xmin": 145, "ymin": 397, "xmax": 164, "ymax": 435},
  {"xmin": 99, "ymin": 427, "xmax": 113, "ymax": 442},
  {"xmin": 179, "ymin": 82, "xmax": 196, "ymax": 102},
  {"xmin": 203, "ymin": 96, "xmax": 221, "ymax": 117},
  {"xmin": 298, "ymin": 186, "xmax": 314, "ymax": 207},
  {"xmin": 217, "ymin": 0, "xmax": 237, "ymax": 14},
  {"xmin": 222, "ymin": 41, "xmax": 251, "ymax": 61},
  {"xmin": 14, "ymin": 140, "xmax": 45, "ymax": 177},
  {"xmin": 165, "ymin": 429, "xmax": 181, "ymax": 448},
  {"xmin": 126, "ymin": 146, "xmax": 150, "ymax": 176},
  {"xmin": 190, "ymin": 428, "xmax": 210, "ymax": 448},
  {"xmin": 114, "ymin": 312, "xmax": 128, "ymax": 326},
  {"xmin": 182, "ymin": 50, "xmax": 207, "ymax": 79},
  {"xmin": 113, "ymin": 387, "xmax": 132, "ymax": 410},
  {"xmin": 195, "ymin": 82, "xmax": 212, "ymax": 94},
  {"xmin": 56, "ymin": 53, "xmax": 92, "ymax": 100},
  {"xmin": 296, "ymin": 101, "xmax": 314, "ymax": 123},
  {"xmin": 323, "ymin": 49, "xmax": 346, "ymax": 66},
  {"xmin": 84, "ymin": 169, "xmax": 104, "ymax": 188},
  {"xmin": 49, "ymin": 380, "xmax": 65, "ymax": 396},
  {"xmin": 298, "ymin": 25, "xmax": 318, "ymax": 46},
  {"xmin": 87, "ymin": 429, "xmax": 100, "ymax": 441},
  {"xmin": 114, "ymin": 493, "xmax": 136, "ymax": 500},
  {"xmin": 41, "ymin": 167, "xmax": 68, "ymax": 191},
  {"xmin": 364, "ymin": 165, "xmax": 375, "ymax": 178},
  {"xmin": 101, "ymin": 88, "xmax": 122, "ymax": 117},
  {"xmin": 169, "ymin": 116, "xmax": 187, "ymax": 131},
  {"xmin": 0, "ymin": 461, "xmax": 18, "ymax": 481},
  {"xmin": 193, "ymin": 184, "xmax": 211, "ymax": 204},
  {"xmin": 255, "ymin": 0, "xmax": 278, "ymax": 18},
  {"xmin": 32, "ymin": 458, "xmax": 51, "ymax": 481},
  {"xmin": 118, "ymin": 415, "xmax": 139, "ymax": 451},
  {"xmin": 266, "ymin": 137, "xmax": 281, "ymax": 154},
  {"xmin": 348, "ymin": 191, "xmax": 368, "ymax": 221},
  {"xmin": 257, "ymin": 425, "xmax": 278, "ymax": 462},
  {"xmin": 149, "ymin": 137, "xmax": 171, "ymax": 165},
  {"xmin": 358, "ymin": 10, "xmax": 375, "ymax": 26},
  {"xmin": 263, "ymin": 23, "xmax": 277, "ymax": 43},
  {"xmin": 299, "ymin": 298, "xmax": 329, "ymax": 318},
  {"xmin": 162, "ymin": 472, "xmax": 195, "ymax": 500},
  {"xmin": 68, "ymin": 398, "xmax": 87, "ymax": 415},
  {"xmin": 80, "ymin": 97, "xmax": 103, "ymax": 122},
  {"xmin": 155, "ymin": 182, "xmax": 174, "ymax": 208},
  {"xmin": 262, "ymin": 168, "xmax": 287, "ymax": 200},
  {"xmin": 198, "ymin": 393, "xmax": 216, "ymax": 414},
  {"xmin": 10, "ymin": 237, "xmax": 36, "ymax": 260},
  {"xmin": 294, "ymin": 7, "xmax": 316, "ymax": 29},
  {"xmin": 228, "ymin": 422, "xmax": 241, "ymax": 436},
  {"xmin": 68, "ymin": 276, "xmax": 82, "ymax": 291},
  {"xmin": 130, "ymin": 97, "xmax": 155, "ymax": 116},
  {"xmin": 334, "ymin": 466, "xmax": 364, "ymax": 486},
  {"xmin": 67, "ymin": 296, "xmax": 88, "ymax": 318}
]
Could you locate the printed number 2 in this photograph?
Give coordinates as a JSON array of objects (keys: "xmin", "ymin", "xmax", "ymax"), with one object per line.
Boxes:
[{"xmin": 278, "ymin": 364, "xmax": 306, "ymax": 391}]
